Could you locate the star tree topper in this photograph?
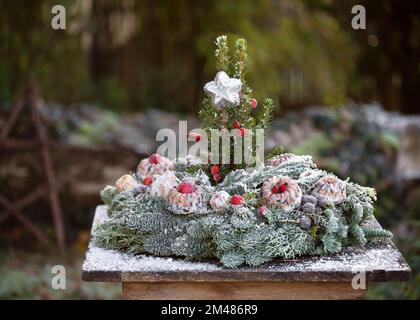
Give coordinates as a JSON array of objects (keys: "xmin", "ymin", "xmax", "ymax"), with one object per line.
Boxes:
[{"xmin": 204, "ymin": 71, "xmax": 242, "ymax": 108}]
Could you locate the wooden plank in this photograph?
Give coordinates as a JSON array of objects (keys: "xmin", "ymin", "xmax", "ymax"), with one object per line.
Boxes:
[
  {"xmin": 82, "ymin": 205, "xmax": 411, "ymax": 283},
  {"xmin": 122, "ymin": 281, "xmax": 366, "ymax": 300}
]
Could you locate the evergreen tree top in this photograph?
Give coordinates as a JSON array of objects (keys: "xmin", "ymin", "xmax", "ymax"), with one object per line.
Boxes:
[{"xmin": 199, "ymin": 35, "xmax": 279, "ymax": 181}]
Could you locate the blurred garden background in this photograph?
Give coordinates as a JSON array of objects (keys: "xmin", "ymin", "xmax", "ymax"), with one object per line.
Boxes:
[{"xmin": 0, "ymin": 0, "xmax": 419, "ymax": 299}]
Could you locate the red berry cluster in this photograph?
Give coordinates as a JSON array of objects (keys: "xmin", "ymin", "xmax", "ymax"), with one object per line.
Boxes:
[
  {"xmin": 211, "ymin": 164, "xmax": 220, "ymax": 182},
  {"xmin": 231, "ymin": 98, "xmax": 258, "ymax": 137},
  {"xmin": 233, "ymin": 121, "xmax": 246, "ymax": 137},
  {"xmin": 271, "ymin": 182, "xmax": 288, "ymax": 194}
]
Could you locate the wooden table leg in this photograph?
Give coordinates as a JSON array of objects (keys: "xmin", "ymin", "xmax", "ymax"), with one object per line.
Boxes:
[{"xmin": 122, "ymin": 281, "xmax": 367, "ymax": 300}]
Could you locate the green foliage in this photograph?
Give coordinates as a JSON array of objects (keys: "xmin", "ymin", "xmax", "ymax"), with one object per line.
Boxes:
[
  {"xmin": 0, "ymin": 250, "xmax": 121, "ymax": 299},
  {"xmin": 255, "ymin": 98, "xmax": 275, "ymax": 131},
  {"xmin": 0, "ymin": 270, "xmax": 40, "ymax": 299},
  {"xmin": 100, "ymin": 186, "xmax": 118, "ymax": 206},
  {"xmin": 95, "ymin": 222, "xmax": 146, "ymax": 254},
  {"xmin": 233, "ymin": 38, "xmax": 249, "ymax": 80},
  {"xmin": 266, "ymin": 145, "xmax": 286, "ymax": 160},
  {"xmin": 0, "ymin": 0, "xmax": 361, "ymax": 110}
]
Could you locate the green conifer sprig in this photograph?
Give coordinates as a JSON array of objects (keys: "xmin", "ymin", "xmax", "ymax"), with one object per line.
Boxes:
[
  {"xmin": 215, "ymin": 35, "xmax": 230, "ymax": 72},
  {"xmin": 233, "ymin": 38, "xmax": 249, "ymax": 80}
]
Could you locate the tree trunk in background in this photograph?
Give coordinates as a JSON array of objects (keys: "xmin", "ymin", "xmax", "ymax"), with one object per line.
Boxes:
[
  {"xmin": 327, "ymin": 0, "xmax": 420, "ymax": 114},
  {"xmin": 90, "ymin": 0, "xmax": 115, "ymax": 81}
]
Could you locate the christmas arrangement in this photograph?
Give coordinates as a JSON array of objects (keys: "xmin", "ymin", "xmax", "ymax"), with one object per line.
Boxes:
[{"xmin": 95, "ymin": 36, "xmax": 392, "ymax": 268}]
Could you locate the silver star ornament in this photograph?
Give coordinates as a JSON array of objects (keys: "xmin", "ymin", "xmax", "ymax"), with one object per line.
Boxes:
[{"xmin": 204, "ymin": 71, "xmax": 242, "ymax": 108}]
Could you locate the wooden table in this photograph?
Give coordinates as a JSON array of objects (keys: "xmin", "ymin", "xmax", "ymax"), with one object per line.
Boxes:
[{"xmin": 82, "ymin": 205, "xmax": 411, "ymax": 300}]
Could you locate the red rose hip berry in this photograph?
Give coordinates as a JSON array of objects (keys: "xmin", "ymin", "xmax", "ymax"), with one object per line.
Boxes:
[
  {"xmin": 143, "ymin": 176, "xmax": 153, "ymax": 186},
  {"xmin": 178, "ymin": 181, "xmax": 195, "ymax": 194},
  {"xmin": 249, "ymin": 98, "xmax": 258, "ymax": 109},
  {"xmin": 149, "ymin": 153, "xmax": 160, "ymax": 164},
  {"xmin": 233, "ymin": 121, "xmax": 241, "ymax": 129},
  {"xmin": 278, "ymin": 182, "xmax": 288, "ymax": 193},
  {"xmin": 230, "ymin": 195, "xmax": 244, "ymax": 205},
  {"xmin": 211, "ymin": 164, "xmax": 220, "ymax": 175}
]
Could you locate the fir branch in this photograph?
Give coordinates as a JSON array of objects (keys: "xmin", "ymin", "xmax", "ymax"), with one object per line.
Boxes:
[
  {"xmin": 100, "ymin": 186, "xmax": 118, "ymax": 206},
  {"xmin": 320, "ymin": 232, "xmax": 342, "ymax": 254},
  {"xmin": 264, "ymin": 224, "xmax": 315, "ymax": 259},
  {"xmin": 143, "ymin": 233, "xmax": 176, "ymax": 256},
  {"xmin": 350, "ymin": 224, "xmax": 367, "ymax": 246},
  {"xmin": 220, "ymin": 251, "xmax": 245, "ymax": 268},
  {"xmin": 362, "ymin": 226, "xmax": 393, "ymax": 240},
  {"xmin": 95, "ymin": 222, "xmax": 146, "ymax": 254}
]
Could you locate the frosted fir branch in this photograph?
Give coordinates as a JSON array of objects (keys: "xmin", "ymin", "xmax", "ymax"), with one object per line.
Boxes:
[
  {"xmin": 264, "ymin": 224, "xmax": 315, "ymax": 259},
  {"xmin": 216, "ymin": 169, "xmax": 249, "ymax": 189},
  {"xmin": 100, "ymin": 186, "xmax": 117, "ymax": 206},
  {"xmin": 143, "ymin": 233, "xmax": 176, "ymax": 256},
  {"xmin": 320, "ymin": 232, "xmax": 343, "ymax": 254},
  {"xmin": 239, "ymin": 224, "xmax": 274, "ymax": 252},
  {"xmin": 172, "ymin": 234, "xmax": 216, "ymax": 260},
  {"xmin": 362, "ymin": 226, "xmax": 393, "ymax": 240},
  {"xmin": 244, "ymin": 252, "xmax": 272, "ymax": 267},
  {"xmin": 220, "ymin": 251, "xmax": 246, "ymax": 268},
  {"xmin": 350, "ymin": 224, "xmax": 367, "ymax": 246},
  {"xmin": 247, "ymin": 155, "xmax": 315, "ymax": 186},
  {"xmin": 298, "ymin": 169, "xmax": 328, "ymax": 193}
]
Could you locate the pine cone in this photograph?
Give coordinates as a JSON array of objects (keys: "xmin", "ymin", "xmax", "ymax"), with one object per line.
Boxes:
[
  {"xmin": 266, "ymin": 153, "xmax": 296, "ymax": 167},
  {"xmin": 132, "ymin": 184, "xmax": 149, "ymax": 196},
  {"xmin": 312, "ymin": 175, "xmax": 346, "ymax": 203},
  {"xmin": 299, "ymin": 215, "xmax": 312, "ymax": 229},
  {"xmin": 261, "ymin": 176, "xmax": 302, "ymax": 211},
  {"xmin": 302, "ymin": 202, "xmax": 316, "ymax": 214},
  {"xmin": 302, "ymin": 195, "xmax": 317, "ymax": 205}
]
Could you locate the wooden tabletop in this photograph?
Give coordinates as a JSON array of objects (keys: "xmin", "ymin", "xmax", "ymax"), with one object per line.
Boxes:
[{"xmin": 82, "ymin": 205, "xmax": 411, "ymax": 283}]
